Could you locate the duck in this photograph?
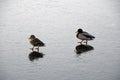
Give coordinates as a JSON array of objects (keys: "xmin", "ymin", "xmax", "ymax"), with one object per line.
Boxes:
[
  {"xmin": 29, "ymin": 35, "xmax": 45, "ymax": 51},
  {"xmin": 76, "ymin": 28, "xmax": 95, "ymax": 45}
]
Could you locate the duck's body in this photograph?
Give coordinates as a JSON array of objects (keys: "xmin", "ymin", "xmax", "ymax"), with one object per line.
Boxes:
[
  {"xmin": 30, "ymin": 38, "xmax": 45, "ymax": 47},
  {"xmin": 76, "ymin": 29, "xmax": 95, "ymax": 45},
  {"xmin": 76, "ymin": 31, "xmax": 95, "ymax": 40},
  {"xmin": 29, "ymin": 35, "xmax": 45, "ymax": 51}
]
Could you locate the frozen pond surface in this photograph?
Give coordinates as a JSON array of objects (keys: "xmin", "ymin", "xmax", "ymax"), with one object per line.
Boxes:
[{"xmin": 0, "ymin": 0, "xmax": 120, "ymax": 80}]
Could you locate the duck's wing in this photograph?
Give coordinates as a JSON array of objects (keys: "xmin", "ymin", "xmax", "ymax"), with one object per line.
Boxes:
[
  {"xmin": 33, "ymin": 38, "xmax": 45, "ymax": 46},
  {"xmin": 82, "ymin": 32, "xmax": 95, "ymax": 39}
]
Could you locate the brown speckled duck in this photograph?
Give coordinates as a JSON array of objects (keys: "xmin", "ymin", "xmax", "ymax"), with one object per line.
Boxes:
[{"xmin": 29, "ymin": 35, "xmax": 45, "ymax": 51}]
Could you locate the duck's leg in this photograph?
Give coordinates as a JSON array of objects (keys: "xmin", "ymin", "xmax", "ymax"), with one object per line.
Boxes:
[
  {"xmin": 35, "ymin": 46, "xmax": 39, "ymax": 52},
  {"xmin": 37, "ymin": 46, "xmax": 39, "ymax": 52},
  {"xmin": 84, "ymin": 40, "xmax": 88, "ymax": 45},
  {"xmin": 30, "ymin": 46, "xmax": 34, "ymax": 51},
  {"xmin": 78, "ymin": 40, "xmax": 83, "ymax": 45}
]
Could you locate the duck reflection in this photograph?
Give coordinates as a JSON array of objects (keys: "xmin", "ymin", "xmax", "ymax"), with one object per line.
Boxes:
[
  {"xmin": 75, "ymin": 44, "xmax": 94, "ymax": 55},
  {"xmin": 28, "ymin": 51, "xmax": 44, "ymax": 61}
]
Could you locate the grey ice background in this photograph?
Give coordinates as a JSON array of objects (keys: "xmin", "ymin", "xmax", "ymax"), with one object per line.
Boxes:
[{"xmin": 0, "ymin": 0, "xmax": 120, "ymax": 80}]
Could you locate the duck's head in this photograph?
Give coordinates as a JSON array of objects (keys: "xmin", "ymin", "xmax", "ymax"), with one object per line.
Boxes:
[
  {"xmin": 77, "ymin": 28, "xmax": 83, "ymax": 33},
  {"xmin": 29, "ymin": 35, "xmax": 36, "ymax": 40}
]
